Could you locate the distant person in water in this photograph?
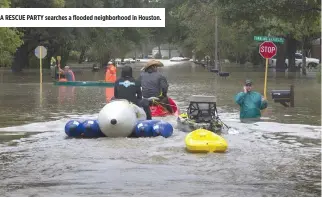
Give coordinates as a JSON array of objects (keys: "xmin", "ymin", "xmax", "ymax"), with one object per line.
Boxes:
[
  {"xmin": 138, "ymin": 60, "xmax": 173, "ymax": 113},
  {"xmin": 50, "ymin": 57, "xmax": 59, "ymax": 80},
  {"xmin": 114, "ymin": 66, "xmax": 152, "ymax": 120},
  {"xmin": 234, "ymin": 79, "xmax": 268, "ymax": 121},
  {"xmin": 59, "ymin": 65, "xmax": 75, "ymax": 81},
  {"xmin": 105, "ymin": 61, "xmax": 117, "ymax": 82}
]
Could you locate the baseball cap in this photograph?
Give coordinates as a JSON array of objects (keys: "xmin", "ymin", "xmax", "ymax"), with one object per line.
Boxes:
[{"xmin": 245, "ymin": 79, "xmax": 252, "ymax": 86}]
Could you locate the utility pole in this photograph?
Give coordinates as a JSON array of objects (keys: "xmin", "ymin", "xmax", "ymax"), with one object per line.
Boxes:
[{"xmin": 214, "ymin": 16, "xmax": 218, "ymax": 70}]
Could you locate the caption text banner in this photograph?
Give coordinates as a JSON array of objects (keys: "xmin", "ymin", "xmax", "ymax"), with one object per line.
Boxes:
[{"xmin": 0, "ymin": 8, "xmax": 165, "ymax": 27}]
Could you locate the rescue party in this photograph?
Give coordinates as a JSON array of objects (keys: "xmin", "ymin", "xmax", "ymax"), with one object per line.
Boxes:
[
  {"xmin": 0, "ymin": 14, "xmax": 161, "ymax": 21},
  {"xmin": 0, "ymin": 15, "xmax": 68, "ymax": 20}
]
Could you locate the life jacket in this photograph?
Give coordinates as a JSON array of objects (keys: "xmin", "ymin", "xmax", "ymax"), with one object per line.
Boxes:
[
  {"xmin": 105, "ymin": 65, "xmax": 116, "ymax": 82},
  {"xmin": 59, "ymin": 78, "xmax": 67, "ymax": 82},
  {"xmin": 65, "ymin": 70, "xmax": 75, "ymax": 81},
  {"xmin": 70, "ymin": 70, "xmax": 75, "ymax": 81}
]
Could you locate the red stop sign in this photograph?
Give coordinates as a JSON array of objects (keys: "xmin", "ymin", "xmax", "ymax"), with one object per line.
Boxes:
[{"xmin": 259, "ymin": 41, "xmax": 277, "ymax": 59}]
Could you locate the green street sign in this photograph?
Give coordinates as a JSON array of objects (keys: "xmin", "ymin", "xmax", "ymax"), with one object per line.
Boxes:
[{"xmin": 254, "ymin": 36, "xmax": 284, "ymax": 43}]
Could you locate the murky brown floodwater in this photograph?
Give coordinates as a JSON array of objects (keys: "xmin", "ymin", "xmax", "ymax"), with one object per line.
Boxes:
[{"xmin": 0, "ymin": 61, "xmax": 321, "ymax": 196}]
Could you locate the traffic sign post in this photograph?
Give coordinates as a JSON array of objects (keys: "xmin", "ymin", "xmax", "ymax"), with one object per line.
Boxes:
[
  {"xmin": 35, "ymin": 46, "xmax": 47, "ymax": 84},
  {"xmin": 254, "ymin": 36, "xmax": 284, "ymax": 43},
  {"xmin": 259, "ymin": 41, "xmax": 277, "ymax": 99},
  {"xmin": 34, "ymin": 46, "xmax": 47, "ymax": 107}
]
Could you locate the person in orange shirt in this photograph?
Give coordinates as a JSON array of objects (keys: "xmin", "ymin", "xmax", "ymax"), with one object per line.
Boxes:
[
  {"xmin": 105, "ymin": 61, "xmax": 117, "ymax": 82},
  {"xmin": 105, "ymin": 61, "xmax": 116, "ymax": 102}
]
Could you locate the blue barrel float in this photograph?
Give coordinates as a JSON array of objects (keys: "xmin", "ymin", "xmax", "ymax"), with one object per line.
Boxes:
[
  {"xmin": 65, "ymin": 120, "xmax": 83, "ymax": 137},
  {"xmin": 134, "ymin": 120, "xmax": 173, "ymax": 138},
  {"xmin": 65, "ymin": 119, "xmax": 173, "ymax": 138},
  {"xmin": 82, "ymin": 120, "xmax": 105, "ymax": 138},
  {"xmin": 152, "ymin": 120, "xmax": 173, "ymax": 138},
  {"xmin": 65, "ymin": 119, "xmax": 105, "ymax": 138}
]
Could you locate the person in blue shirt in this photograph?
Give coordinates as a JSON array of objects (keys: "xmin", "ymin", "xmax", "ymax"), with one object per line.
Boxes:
[{"xmin": 234, "ymin": 79, "xmax": 268, "ymax": 121}]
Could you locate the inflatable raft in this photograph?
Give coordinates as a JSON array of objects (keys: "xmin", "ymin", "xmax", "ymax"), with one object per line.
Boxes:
[
  {"xmin": 150, "ymin": 97, "xmax": 179, "ymax": 117},
  {"xmin": 65, "ymin": 99, "xmax": 147, "ymax": 138},
  {"xmin": 185, "ymin": 129, "xmax": 228, "ymax": 153}
]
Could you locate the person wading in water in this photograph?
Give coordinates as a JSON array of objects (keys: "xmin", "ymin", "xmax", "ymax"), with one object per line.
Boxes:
[
  {"xmin": 234, "ymin": 79, "xmax": 268, "ymax": 122},
  {"xmin": 105, "ymin": 61, "xmax": 117, "ymax": 83}
]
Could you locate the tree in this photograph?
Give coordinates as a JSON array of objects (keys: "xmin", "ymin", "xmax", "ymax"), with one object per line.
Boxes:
[
  {"xmin": 0, "ymin": 0, "xmax": 24, "ymax": 67},
  {"xmin": 218, "ymin": 0, "xmax": 321, "ymax": 72},
  {"xmin": 8, "ymin": 0, "xmax": 149, "ymax": 71},
  {"xmin": 172, "ymin": 0, "xmax": 321, "ymax": 72}
]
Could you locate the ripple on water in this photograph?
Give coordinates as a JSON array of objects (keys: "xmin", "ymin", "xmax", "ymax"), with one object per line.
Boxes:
[{"xmin": 0, "ymin": 103, "xmax": 320, "ymax": 196}]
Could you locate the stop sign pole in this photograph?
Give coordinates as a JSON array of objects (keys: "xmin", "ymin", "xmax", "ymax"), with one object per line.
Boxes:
[
  {"xmin": 259, "ymin": 41, "xmax": 277, "ymax": 99},
  {"xmin": 34, "ymin": 45, "xmax": 47, "ymax": 107}
]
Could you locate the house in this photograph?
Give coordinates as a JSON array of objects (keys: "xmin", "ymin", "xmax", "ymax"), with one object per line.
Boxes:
[{"xmin": 151, "ymin": 44, "xmax": 181, "ymax": 58}]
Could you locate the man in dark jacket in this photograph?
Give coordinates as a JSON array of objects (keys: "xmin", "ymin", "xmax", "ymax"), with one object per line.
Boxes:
[
  {"xmin": 114, "ymin": 66, "xmax": 152, "ymax": 120},
  {"xmin": 138, "ymin": 60, "xmax": 173, "ymax": 113}
]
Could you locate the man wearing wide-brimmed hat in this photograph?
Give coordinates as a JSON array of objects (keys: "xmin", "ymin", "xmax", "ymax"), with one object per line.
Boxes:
[{"xmin": 138, "ymin": 60, "xmax": 173, "ymax": 113}]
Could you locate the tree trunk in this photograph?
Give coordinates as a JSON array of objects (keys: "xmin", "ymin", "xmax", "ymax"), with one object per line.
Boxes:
[
  {"xmin": 286, "ymin": 34, "xmax": 297, "ymax": 73},
  {"xmin": 60, "ymin": 46, "xmax": 70, "ymax": 67},
  {"xmin": 276, "ymin": 42, "xmax": 287, "ymax": 73},
  {"xmin": 78, "ymin": 47, "xmax": 86, "ymax": 64},
  {"xmin": 192, "ymin": 50, "xmax": 196, "ymax": 61},
  {"xmin": 11, "ymin": 43, "xmax": 29, "ymax": 73},
  {"xmin": 158, "ymin": 45, "xmax": 161, "ymax": 57},
  {"xmin": 47, "ymin": 50, "xmax": 55, "ymax": 69},
  {"xmin": 168, "ymin": 43, "xmax": 171, "ymax": 58},
  {"xmin": 319, "ymin": 38, "xmax": 322, "ymax": 64},
  {"xmin": 301, "ymin": 40, "xmax": 307, "ymax": 75}
]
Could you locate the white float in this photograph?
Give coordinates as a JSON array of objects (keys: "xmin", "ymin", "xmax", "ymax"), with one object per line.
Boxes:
[
  {"xmin": 131, "ymin": 103, "xmax": 147, "ymax": 121},
  {"xmin": 98, "ymin": 99, "xmax": 146, "ymax": 137}
]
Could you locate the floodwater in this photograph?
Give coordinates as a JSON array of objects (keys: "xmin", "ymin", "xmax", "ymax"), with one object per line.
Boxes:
[{"xmin": 0, "ymin": 61, "xmax": 321, "ymax": 196}]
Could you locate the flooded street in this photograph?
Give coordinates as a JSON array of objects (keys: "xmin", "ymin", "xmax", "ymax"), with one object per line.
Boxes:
[{"xmin": 0, "ymin": 62, "xmax": 321, "ymax": 196}]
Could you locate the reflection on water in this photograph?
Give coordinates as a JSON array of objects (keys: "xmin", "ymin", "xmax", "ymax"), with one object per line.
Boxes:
[
  {"xmin": 58, "ymin": 86, "xmax": 76, "ymax": 104},
  {"xmin": 105, "ymin": 87, "xmax": 114, "ymax": 103},
  {"xmin": 0, "ymin": 63, "xmax": 320, "ymax": 196}
]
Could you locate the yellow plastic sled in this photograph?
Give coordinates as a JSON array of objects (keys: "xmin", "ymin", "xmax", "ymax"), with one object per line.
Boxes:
[{"xmin": 185, "ymin": 129, "xmax": 228, "ymax": 153}]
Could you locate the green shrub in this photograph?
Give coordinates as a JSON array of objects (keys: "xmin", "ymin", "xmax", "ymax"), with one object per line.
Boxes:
[{"xmin": 69, "ymin": 51, "xmax": 80, "ymax": 62}]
